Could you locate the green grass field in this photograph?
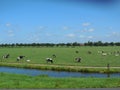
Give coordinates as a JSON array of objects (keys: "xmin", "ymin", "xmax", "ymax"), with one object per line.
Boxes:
[
  {"xmin": 0, "ymin": 72, "xmax": 120, "ymax": 88},
  {"xmin": 0, "ymin": 46, "xmax": 120, "ymax": 67}
]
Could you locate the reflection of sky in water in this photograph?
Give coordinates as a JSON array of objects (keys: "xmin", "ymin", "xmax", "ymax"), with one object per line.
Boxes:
[{"xmin": 0, "ymin": 66, "xmax": 120, "ymax": 78}]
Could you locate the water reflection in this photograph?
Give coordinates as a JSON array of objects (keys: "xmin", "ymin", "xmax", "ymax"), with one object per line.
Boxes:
[{"xmin": 0, "ymin": 66, "xmax": 120, "ymax": 78}]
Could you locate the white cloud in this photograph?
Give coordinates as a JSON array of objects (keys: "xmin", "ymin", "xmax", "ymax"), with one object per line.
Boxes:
[
  {"xmin": 37, "ymin": 26, "xmax": 46, "ymax": 31},
  {"xmin": 108, "ymin": 27, "xmax": 113, "ymax": 30},
  {"xmin": 66, "ymin": 33, "xmax": 75, "ymax": 38},
  {"xmin": 81, "ymin": 28, "xmax": 94, "ymax": 33},
  {"xmin": 63, "ymin": 26, "xmax": 70, "ymax": 30},
  {"xmin": 45, "ymin": 33, "xmax": 52, "ymax": 36},
  {"xmin": 39, "ymin": 26, "xmax": 45, "ymax": 29},
  {"xmin": 28, "ymin": 34, "xmax": 40, "ymax": 42},
  {"xmin": 8, "ymin": 30, "xmax": 13, "ymax": 33},
  {"xmin": 79, "ymin": 35, "xmax": 85, "ymax": 38},
  {"xmin": 106, "ymin": 32, "xmax": 120, "ymax": 38},
  {"xmin": 82, "ymin": 22, "xmax": 91, "ymax": 27},
  {"xmin": 7, "ymin": 30, "xmax": 15, "ymax": 37},
  {"xmin": 106, "ymin": 34, "xmax": 110, "ymax": 37},
  {"xmin": 87, "ymin": 36, "xmax": 93, "ymax": 39},
  {"xmin": 81, "ymin": 28, "xmax": 87, "ymax": 32},
  {"xmin": 6, "ymin": 23, "xmax": 11, "ymax": 27},
  {"xmin": 112, "ymin": 32, "xmax": 119, "ymax": 36},
  {"xmin": 9, "ymin": 33, "xmax": 14, "ymax": 37},
  {"xmin": 104, "ymin": 32, "xmax": 120, "ymax": 42},
  {"xmin": 88, "ymin": 28, "xmax": 94, "ymax": 32}
]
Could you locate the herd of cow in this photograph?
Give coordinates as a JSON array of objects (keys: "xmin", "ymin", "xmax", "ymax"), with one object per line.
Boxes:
[
  {"xmin": 1, "ymin": 50, "xmax": 119, "ymax": 64},
  {"xmin": 2, "ymin": 54, "xmax": 26, "ymax": 61},
  {"xmin": 1, "ymin": 53, "xmax": 82, "ymax": 63}
]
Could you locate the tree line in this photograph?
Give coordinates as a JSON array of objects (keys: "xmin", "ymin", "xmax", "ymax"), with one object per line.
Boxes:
[
  {"xmin": 84, "ymin": 41, "xmax": 120, "ymax": 46},
  {"xmin": 0, "ymin": 41, "xmax": 120, "ymax": 47}
]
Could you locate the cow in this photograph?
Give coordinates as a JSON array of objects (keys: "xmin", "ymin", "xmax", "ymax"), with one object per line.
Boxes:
[
  {"xmin": 75, "ymin": 57, "xmax": 81, "ymax": 62},
  {"xmin": 102, "ymin": 53, "xmax": 107, "ymax": 56},
  {"xmin": 88, "ymin": 51, "xmax": 92, "ymax": 54},
  {"xmin": 17, "ymin": 56, "xmax": 25, "ymax": 61},
  {"xmin": 46, "ymin": 58, "xmax": 53, "ymax": 63},
  {"xmin": 75, "ymin": 51, "xmax": 79, "ymax": 54},
  {"xmin": 2, "ymin": 54, "xmax": 10, "ymax": 59},
  {"xmin": 26, "ymin": 59, "xmax": 30, "ymax": 62},
  {"xmin": 52, "ymin": 54, "xmax": 56, "ymax": 58}
]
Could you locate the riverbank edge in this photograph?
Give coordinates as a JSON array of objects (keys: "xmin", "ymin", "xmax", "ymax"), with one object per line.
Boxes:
[{"xmin": 0, "ymin": 62, "xmax": 120, "ymax": 73}]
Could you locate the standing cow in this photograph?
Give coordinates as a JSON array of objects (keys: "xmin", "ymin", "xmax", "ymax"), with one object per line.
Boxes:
[
  {"xmin": 46, "ymin": 58, "xmax": 53, "ymax": 63},
  {"xmin": 75, "ymin": 57, "xmax": 81, "ymax": 62},
  {"xmin": 52, "ymin": 54, "xmax": 56, "ymax": 58},
  {"xmin": 2, "ymin": 54, "xmax": 10, "ymax": 59},
  {"xmin": 17, "ymin": 56, "xmax": 25, "ymax": 61},
  {"xmin": 88, "ymin": 51, "xmax": 92, "ymax": 54}
]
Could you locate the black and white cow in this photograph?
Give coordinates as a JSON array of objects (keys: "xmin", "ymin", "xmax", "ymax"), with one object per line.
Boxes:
[
  {"xmin": 17, "ymin": 56, "xmax": 25, "ymax": 61},
  {"xmin": 2, "ymin": 54, "xmax": 10, "ymax": 59},
  {"xmin": 75, "ymin": 57, "xmax": 81, "ymax": 62},
  {"xmin": 46, "ymin": 58, "xmax": 53, "ymax": 63}
]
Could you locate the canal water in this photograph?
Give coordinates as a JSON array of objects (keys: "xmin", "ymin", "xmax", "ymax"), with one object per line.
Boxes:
[{"xmin": 0, "ymin": 66, "xmax": 120, "ymax": 78}]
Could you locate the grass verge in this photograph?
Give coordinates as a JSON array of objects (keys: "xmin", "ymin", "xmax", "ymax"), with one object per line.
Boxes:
[
  {"xmin": 0, "ymin": 72, "xmax": 120, "ymax": 88},
  {"xmin": 0, "ymin": 62, "xmax": 120, "ymax": 73}
]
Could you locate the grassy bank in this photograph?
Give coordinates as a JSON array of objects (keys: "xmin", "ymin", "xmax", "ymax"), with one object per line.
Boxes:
[
  {"xmin": 0, "ymin": 62, "xmax": 120, "ymax": 73},
  {"xmin": 0, "ymin": 72, "xmax": 120, "ymax": 88}
]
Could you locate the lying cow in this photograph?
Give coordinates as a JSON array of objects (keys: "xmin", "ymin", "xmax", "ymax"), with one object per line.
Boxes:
[
  {"xmin": 17, "ymin": 56, "xmax": 25, "ymax": 61},
  {"xmin": 46, "ymin": 58, "xmax": 53, "ymax": 63}
]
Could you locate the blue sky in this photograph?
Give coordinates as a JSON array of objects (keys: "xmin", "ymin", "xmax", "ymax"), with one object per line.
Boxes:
[{"xmin": 0, "ymin": 0, "xmax": 120, "ymax": 44}]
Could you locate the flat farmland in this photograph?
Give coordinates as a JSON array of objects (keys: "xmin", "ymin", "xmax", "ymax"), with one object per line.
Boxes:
[{"xmin": 0, "ymin": 46, "xmax": 120, "ymax": 67}]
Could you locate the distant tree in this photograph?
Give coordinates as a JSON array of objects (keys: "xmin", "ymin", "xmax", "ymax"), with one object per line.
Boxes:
[
  {"xmin": 94, "ymin": 41, "xmax": 103, "ymax": 46},
  {"xmin": 103, "ymin": 42, "xmax": 109, "ymax": 46},
  {"xmin": 72, "ymin": 42, "xmax": 80, "ymax": 46},
  {"xmin": 11, "ymin": 43, "xmax": 15, "ymax": 47},
  {"xmin": 109, "ymin": 42, "xmax": 114, "ymax": 46},
  {"xmin": 66, "ymin": 43, "xmax": 72, "ymax": 47},
  {"xmin": 115, "ymin": 42, "xmax": 120, "ymax": 46},
  {"xmin": 87, "ymin": 41, "xmax": 93, "ymax": 46},
  {"xmin": 58, "ymin": 43, "xmax": 66, "ymax": 47}
]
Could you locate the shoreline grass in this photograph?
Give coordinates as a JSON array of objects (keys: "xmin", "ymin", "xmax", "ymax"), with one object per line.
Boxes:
[
  {"xmin": 0, "ymin": 72, "xmax": 120, "ymax": 88},
  {"xmin": 0, "ymin": 62, "xmax": 120, "ymax": 73}
]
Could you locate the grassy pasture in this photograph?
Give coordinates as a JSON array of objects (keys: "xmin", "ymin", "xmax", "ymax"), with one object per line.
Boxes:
[
  {"xmin": 0, "ymin": 46, "xmax": 120, "ymax": 67},
  {"xmin": 0, "ymin": 72, "xmax": 120, "ymax": 88}
]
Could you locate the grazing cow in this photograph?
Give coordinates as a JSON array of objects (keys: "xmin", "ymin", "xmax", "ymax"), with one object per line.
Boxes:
[
  {"xmin": 116, "ymin": 51, "xmax": 119, "ymax": 54},
  {"xmin": 17, "ymin": 56, "xmax": 25, "ymax": 61},
  {"xmin": 26, "ymin": 59, "xmax": 30, "ymax": 62},
  {"xmin": 102, "ymin": 53, "xmax": 107, "ymax": 56},
  {"xmin": 98, "ymin": 51, "xmax": 103, "ymax": 54},
  {"xmin": 75, "ymin": 57, "xmax": 81, "ymax": 62},
  {"xmin": 88, "ymin": 51, "xmax": 92, "ymax": 54},
  {"xmin": 75, "ymin": 51, "xmax": 79, "ymax": 53},
  {"xmin": 2, "ymin": 54, "xmax": 10, "ymax": 59},
  {"xmin": 52, "ymin": 54, "xmax": 56, "ymax": 58},
  {"xmin": 46, "ymin": 58, "xmax": 53, "ymax": 63},
  {"xmin": 115, "ymin": 54, "xmax": 119, "ymax": 56}
]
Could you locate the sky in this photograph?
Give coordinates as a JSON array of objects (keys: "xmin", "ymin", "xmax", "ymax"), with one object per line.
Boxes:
[{"xmin": 0, "ymin": 0, "xmax": 120, "ymax": 44}]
